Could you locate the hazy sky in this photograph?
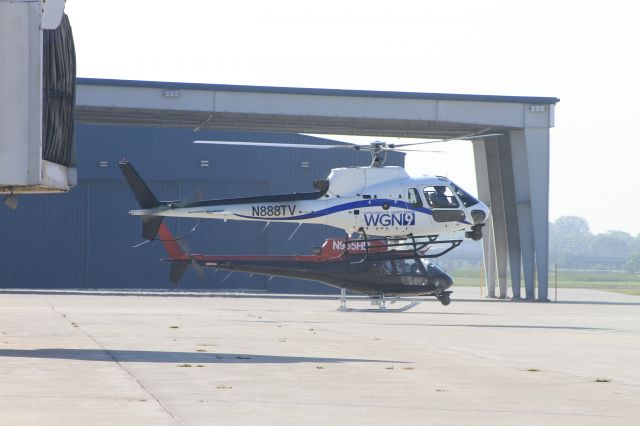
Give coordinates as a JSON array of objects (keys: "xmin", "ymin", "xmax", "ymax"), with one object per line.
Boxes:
[{"xmin": 65, "ymin": 1, "xmax": 640, "ymax": 235}]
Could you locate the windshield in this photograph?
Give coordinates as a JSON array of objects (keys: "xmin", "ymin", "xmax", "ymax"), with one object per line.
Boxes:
[
  {"xmin": 421, "ymin": 258, "xmax": 445, "ymax": 273},
  {"xmin": 450, "ymin": 181, "xmax": 479, "ymax": 208}
]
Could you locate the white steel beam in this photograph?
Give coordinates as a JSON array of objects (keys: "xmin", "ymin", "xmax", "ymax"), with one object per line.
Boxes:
[
  {"xmin": 484, "ymin": 138, "xmax": 509, "ymax": 298},
  {"xmin": 76, "ymin": 81, "xmax": 558, "ymax": 134},
  {"xmin": 473, "ymin": 140, "xmax": 497, "ymax": 298},
  {"xmin": 497, "ymin": 136, "xmax": 522, "ymax": 299},
  {"xmin": 524, "ymin": 128, "xmax": 550, "ymax": 301},
  {"xmin": 510, "ymin": 130, "xmax": 536, "ymax": 300}
]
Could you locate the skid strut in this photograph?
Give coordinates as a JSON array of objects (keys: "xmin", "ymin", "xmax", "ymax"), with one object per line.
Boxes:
[{"xmin": 337, "ymin": 291, "xmax": 423, "ymax": 313}]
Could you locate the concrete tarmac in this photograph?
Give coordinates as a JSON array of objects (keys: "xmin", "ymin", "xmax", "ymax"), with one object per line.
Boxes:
[{"xmin": 0, "ymin": 288, "xmax": 639, "ymax": 425}]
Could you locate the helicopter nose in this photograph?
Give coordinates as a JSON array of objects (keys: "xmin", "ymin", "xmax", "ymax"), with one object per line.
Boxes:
[
  {"xmin": 427, "ymin": 263, "xmax": 454, "ymax": 290},
  {"xmin": 434, "ymin": 272, "xmax": 454, "ymax": 290}
]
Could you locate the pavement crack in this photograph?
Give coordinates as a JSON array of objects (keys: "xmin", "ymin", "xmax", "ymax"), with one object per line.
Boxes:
[{"xmin": 46, "ymin": 300, "xmax": 184, "ymax": 426}]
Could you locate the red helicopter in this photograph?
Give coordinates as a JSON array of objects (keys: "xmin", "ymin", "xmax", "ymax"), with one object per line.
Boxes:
[{"xmin": 155, "ymin": 222, "xmax": 458, "ymax": 311}]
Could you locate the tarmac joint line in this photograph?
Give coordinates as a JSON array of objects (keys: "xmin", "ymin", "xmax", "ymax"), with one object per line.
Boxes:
[{"xmin": 45, "ymin": 299, "xmax": 185, "ymax": 426}]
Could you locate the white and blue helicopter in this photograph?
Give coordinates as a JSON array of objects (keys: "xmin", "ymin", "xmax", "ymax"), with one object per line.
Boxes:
[{"xmin": 118, "ymin": 132, "xmax": 493, "ymax": 250}]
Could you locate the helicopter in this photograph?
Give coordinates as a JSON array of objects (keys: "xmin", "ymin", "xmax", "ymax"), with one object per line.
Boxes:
[
  {"xmin": 155, "ymin": 222, "xmax": 459, "ymax": 311},
  {"xmin": 118, "ymin": 131, "xmax": 493, "ymax": 244}
]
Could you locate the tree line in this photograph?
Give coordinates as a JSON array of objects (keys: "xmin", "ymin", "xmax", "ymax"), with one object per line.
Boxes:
[
  {"xmin": 440, "ymin": 216, "xmax": 640, "ymax": 273},
  {"xmin": 550, "ymin": 216, "xmax": 640, "ymax": 272}
]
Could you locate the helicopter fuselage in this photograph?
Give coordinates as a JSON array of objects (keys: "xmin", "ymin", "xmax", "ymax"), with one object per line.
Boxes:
[
  {"xmin": 128, "ymin": 166, "xmax": 489, "ymax": 239},
  {"xmin": 161, "ymin": 230, "xmax": 455, "ymax": 299}
]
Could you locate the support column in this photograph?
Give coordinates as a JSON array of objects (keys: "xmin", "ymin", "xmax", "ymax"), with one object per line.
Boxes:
[
  {"xmin": 473, "ymin": 140, "xmax": 496, "ymax": 298},
  {"xmin": 485, "ymin": 138, "xmax": 509, "ymax": 299},
  {"xmin": 524, "ymin": 128, "xmax": 550, "ymax": 301},
  {"xmin": 510, "ymin": 130, "xmax": 535, "ymax": 300},
  {"xmin": 497, "ymin": 135, "xmax": 522, "ymax": 299}
]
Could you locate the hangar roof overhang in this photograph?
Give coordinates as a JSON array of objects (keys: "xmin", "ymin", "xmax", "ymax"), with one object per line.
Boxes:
[{"xmin": 75, "ymin": 78, "xmax": 559, "ymax": 138}]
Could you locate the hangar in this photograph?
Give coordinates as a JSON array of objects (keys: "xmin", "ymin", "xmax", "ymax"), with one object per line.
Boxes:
[
  {"xmin": 74, "ymin": 79, "xmax": 558, "ymax": 301},
  {"xmin": 0, "ymin": 3, "xmax": 559, "ymax": 300},
  {"xmin": 0, "ymin": 77, "xmax": 557, "ymax": 300}
]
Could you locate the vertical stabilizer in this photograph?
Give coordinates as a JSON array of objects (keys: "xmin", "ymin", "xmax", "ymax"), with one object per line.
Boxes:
[{"xmin": 118, "ymin": 161, "xmax": 163, "ymax": 240}]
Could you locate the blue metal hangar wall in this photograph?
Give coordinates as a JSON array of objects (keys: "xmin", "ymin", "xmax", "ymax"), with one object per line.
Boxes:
[{"xmin": 0, "ymin": 127, "xmax": 402, "ymax": 293}]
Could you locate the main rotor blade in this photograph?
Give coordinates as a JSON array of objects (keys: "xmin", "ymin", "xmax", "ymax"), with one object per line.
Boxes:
[
  {"xmin": 392, "ymin": 130, "xmax": 502, "ymax": 148},
  {"xmin": 194, "ymin": 140, "xmax": 353, "ymax": 149},
  {"xmin": 389, "ymin": 148, "xmax": 444, "ymax": 153},
  {"xmin": 177, "ymin": 188, "xmax": 205, "ymax": 207}
]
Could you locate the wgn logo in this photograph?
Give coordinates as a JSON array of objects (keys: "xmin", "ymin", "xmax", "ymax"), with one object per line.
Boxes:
[{"xmin": 364, "ymin": 211, "xmax": 415, "ymax": 227}]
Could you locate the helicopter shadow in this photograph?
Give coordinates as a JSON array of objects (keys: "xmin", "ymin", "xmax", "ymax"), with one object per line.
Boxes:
[{"xmin": 0, "ymin": 348, "xmax": 407, "ymax": 364}]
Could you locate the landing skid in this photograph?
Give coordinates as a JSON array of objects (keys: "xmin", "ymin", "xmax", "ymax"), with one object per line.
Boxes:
[{"xmin": 337, "ymin": 288, "xmax": 423, "ymax": 313}]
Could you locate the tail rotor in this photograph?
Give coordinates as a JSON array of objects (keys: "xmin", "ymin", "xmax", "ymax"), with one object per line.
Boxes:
[{"xmin": 174, "ymin": 238, "xmax": 207, "ymax": 281}]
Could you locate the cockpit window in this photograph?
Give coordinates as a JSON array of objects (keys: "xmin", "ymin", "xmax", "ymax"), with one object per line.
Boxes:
[
  {"xmin": 450, "ymin": 181, "xmax": 479, "ymax": 208},
  {"xmin": 394, "ymin": 258, "xmax": 423, "ymax": 275},
  {"xmin": 423, "ymin": 186, "xmax": 459, "ymax": 209},
  {"xmin": 393, "ymin": 258, "xmax": 428, "ymax": 286}
]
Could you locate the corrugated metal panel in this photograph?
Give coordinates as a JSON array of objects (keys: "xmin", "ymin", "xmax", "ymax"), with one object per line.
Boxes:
[
  {"xmin": 84, "ymin": 179, "xmax": 174, "ymax": 289},
  {"xmin": 0, "ymin": 124, "xmax": 404, "ymax": 293},
  {"xmin": 0, "ymin": 184, "xmax": 87, "ymax": 288},
  {"xmin": 78, "ymin": 125, "xmax": 392, "ymax": 184}
]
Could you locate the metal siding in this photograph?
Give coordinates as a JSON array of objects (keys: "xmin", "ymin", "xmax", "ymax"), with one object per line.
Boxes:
[
  {"xmin": 1, "ymin": 124, "xmax": 403, "ymax": 293},
  {"xmin": 0, "ymin": 183, "xmax": 87, "ymax": 288},
  {"xmin": 76, "ymin": 125, "xmax": 389, "ymax": 184},
  {"xmin": 85, "ymin": 179, "xmax": 174, "ymax": 289}
]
